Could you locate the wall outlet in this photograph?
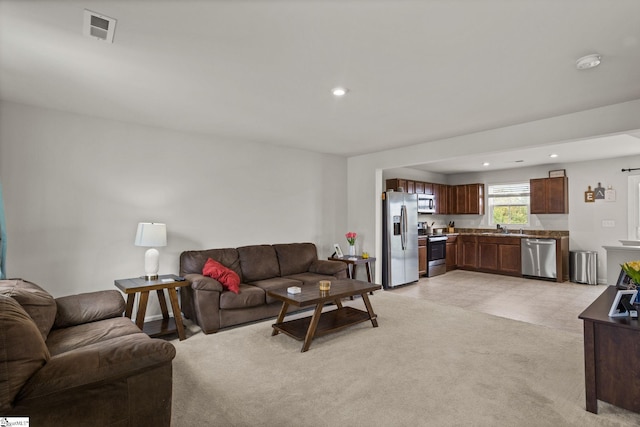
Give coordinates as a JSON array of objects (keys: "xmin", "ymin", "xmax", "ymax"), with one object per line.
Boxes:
[{"xmin": 602, "ymin": 219, "xmax": 616, "ymax": 228}]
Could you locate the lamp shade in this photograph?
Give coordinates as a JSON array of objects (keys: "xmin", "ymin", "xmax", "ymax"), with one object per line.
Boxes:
[{"xmin": 134, "ymin": 223, "xmax": 167, "ymax": 247}]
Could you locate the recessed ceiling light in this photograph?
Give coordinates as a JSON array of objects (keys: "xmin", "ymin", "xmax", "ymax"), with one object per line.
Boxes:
[
  {"xmin": 331, "ymin": 87, "xmax": 348, "ymax": 97},
  {"xmin": 576, "ymin": 54, "xmax": 601, "ymax": 70},
  {"xmin": 549, "ymin": 153, "xmax": 558, "ymax": 158},
  {"xmin": 482, "ymin": 162, "xmax": 490, "ymax": 167}
]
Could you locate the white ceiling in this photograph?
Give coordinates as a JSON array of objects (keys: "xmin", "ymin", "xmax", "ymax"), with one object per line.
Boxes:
[
  {"xmin": 411, "ymin": 132, "xmax": 640, "ymax": 174},
  {"xmin": 1, "ymin": 1, "xmax": 640, "ymax": 172}
]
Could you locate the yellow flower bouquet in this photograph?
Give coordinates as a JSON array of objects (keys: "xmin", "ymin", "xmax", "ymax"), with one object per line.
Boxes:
[{"xmin": 621, "ymin": 260, "xmax": 640, "ymax": 286}]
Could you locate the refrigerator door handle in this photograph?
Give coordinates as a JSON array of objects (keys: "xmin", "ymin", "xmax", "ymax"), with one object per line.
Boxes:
[{"xmin": 401, "ymin": 204, "xmax": 407, "ymax": 250}]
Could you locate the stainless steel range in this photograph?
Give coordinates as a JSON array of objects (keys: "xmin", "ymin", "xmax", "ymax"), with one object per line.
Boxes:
[{"xmin": 426, "ymin": 235, "xmax": 447, "ymax": 277}]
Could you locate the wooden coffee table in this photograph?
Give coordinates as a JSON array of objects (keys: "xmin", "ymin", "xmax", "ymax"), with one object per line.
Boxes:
[{"xmin": 267, "ymin": 279, "xmax": 381, "ymax": 352}]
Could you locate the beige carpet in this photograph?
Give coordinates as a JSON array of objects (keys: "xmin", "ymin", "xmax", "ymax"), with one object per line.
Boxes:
[{"xmin": 170, "ymin": 291, "xmax": 640, "ymax": 426}]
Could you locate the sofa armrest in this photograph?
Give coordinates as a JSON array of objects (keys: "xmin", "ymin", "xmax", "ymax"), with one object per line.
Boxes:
[
  {"xmin": 54, "ymin": 290, "xmax": 125, "ymax": 329},
  {"xmin": 185, "ymin": 273, "xmax": 224, "ymax": 292},
  {"xmin": 309, "ymin": 260, "xmax": 348, "ymax": 276},
  {"xmin": 16, "ymin": 334, "xmax": 175, "ymax": 402}
]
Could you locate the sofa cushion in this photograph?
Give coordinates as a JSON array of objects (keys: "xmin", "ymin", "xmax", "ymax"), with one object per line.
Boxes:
[
  {"xmin": 46, "ymin": 317, "xmax": 144, "ymax": 357},
  {"xmin": 249, "ymin": 277, "xmax": 302, "ymax": 304},
  {"xmin": 0, "ymin": 295, "xmax": 51, "ymax": 412},
  {"xmin": 309, "ymin": 260, "xmax": 348, "ymax": 276},
  {"xmin": 54, "ymin": 290, "xmax": 125, "ymax": 329},
  {"xmin": 202, "ymin": 258, "xmax": 240, "ymax": 294},
  {"xmin": 0, "ymin": 279, "xmax": 57, "ymax": 340},
  {"xmin": 15, "ymin": 333, "xmax": 175, "ymax": 406},
  {"xmin": 238, "ymin": 245, "xmax": 280, "ymax": 282},
  {"xmin": 180, "ymin": 248, "xmax": 242, "ymax": 281},
  {"xmin": 274, "ymin": 243, "xmax": 318, "ymax": 276},
  {"xmin": 219, "ymin": 284, "xmax": 265, "ymax": 309}
]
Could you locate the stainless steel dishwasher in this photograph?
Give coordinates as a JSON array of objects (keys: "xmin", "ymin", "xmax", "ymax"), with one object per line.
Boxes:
[{"xmin": 521, "ymin": 238, "xmax": 557, "ymax": 280}]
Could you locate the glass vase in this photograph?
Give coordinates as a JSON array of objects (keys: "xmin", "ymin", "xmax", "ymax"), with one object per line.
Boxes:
[{"xmin": 349, "ymin": 244, "xmax": 355, "ymax": 256}]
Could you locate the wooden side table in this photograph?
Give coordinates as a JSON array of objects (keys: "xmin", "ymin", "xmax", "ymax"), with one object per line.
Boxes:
[
  {"xmin": 114, "ymin": 274, "xmax": 190, "ymax": 341},
  {"xmin": 328, "ymin": 255, "xmax": 376, "ymax": 283}
]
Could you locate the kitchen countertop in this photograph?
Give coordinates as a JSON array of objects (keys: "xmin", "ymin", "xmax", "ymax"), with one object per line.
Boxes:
[{"xmin": 418, "ymin": 229, "xmax": 568, "ymax": 239}]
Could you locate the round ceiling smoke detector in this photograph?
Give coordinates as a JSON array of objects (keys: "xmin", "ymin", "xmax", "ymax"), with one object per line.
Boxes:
[{"xmin": 576, "ymin": 54, "xmax": 601, "ymax": 70}]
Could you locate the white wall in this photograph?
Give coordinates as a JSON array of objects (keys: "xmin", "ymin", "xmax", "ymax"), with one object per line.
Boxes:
[
  {"xmin": 347, "ymin": 100, "xmax": 640, "ymax": 283},
  {"xmin": 566, "ymin": 157, "xmax": 640, "ymax": 282},
  {"xmin": 0, "ymin": 101, "xmax": 348, "ymax": 307},
  {"xmin": 382, "ymin": 167, "xmax": 446, "ymax": 184}
]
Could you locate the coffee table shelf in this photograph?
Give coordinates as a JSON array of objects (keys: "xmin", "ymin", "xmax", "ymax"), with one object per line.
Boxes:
[{"xmin": 273, "ymin": 306, "xmax": 374, "ymax": 340}]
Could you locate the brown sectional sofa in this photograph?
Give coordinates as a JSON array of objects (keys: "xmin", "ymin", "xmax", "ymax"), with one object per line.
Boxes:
[
  {"xmin": 0, "ymin": 279, "xmax": 175, "ymax": 427},
  {"xmin": 179, "ymin": 242, "xmax": 348, "ymax": 334}
]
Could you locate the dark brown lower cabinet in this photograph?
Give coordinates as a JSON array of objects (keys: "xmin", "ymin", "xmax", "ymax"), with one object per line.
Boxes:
[
  {"xmin": 497, "ymin": 241, "xmax": 522, "ymax": 275},
  {"xmin": 459, "ymin": 237, "xmax": 478, "ymax": 269},
  {"xmin": 418, "ymin": 237, "xmax": 427, "ymax": 276},
  {"xmin": 478, "ymin": 241, "xmax": 498, "ymax": 271},
  {"xmin": 445, "ymin": 236, "xmax": 457, "ymax": 271},
  {"xmin": 458, "ymin": 235, "xmax": 521, "ymax": 277}
]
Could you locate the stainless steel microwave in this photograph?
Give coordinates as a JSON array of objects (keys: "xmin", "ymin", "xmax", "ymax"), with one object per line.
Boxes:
[{"xmin": 417, "ymin": 194, "xmax": 436, "ymax": 214}]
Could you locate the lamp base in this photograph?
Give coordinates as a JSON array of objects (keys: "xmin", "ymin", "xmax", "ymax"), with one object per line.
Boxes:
[{"xmin": 143, "ymin": 248, "xmax": 160, "ymax": 282}]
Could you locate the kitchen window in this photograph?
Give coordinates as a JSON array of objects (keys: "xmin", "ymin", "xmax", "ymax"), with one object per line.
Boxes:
[{"xmin": 487, "ymin": 182, "xmax": 530, "ymax": 226}]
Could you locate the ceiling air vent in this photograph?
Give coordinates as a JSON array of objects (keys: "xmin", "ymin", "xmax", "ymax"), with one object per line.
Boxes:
[{"xmin": 83, "ymin": 10, "xmax": 117, "ymax": 43}]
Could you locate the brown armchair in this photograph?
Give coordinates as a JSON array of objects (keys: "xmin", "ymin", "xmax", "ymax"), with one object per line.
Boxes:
[{"xmin": 0, "ymin": 279, "xmax": 175, "ymax": 427}]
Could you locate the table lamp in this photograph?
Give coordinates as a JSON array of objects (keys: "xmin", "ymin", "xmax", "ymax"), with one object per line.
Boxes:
[{"xmin": 134, "ymin": 222, "xmax": 167, "ymax": 281}]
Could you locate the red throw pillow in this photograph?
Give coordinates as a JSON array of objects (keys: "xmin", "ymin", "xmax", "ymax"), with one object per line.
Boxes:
[{"xmin": 202, "ymin": 258, "xmax": 241, "ymax": 294}]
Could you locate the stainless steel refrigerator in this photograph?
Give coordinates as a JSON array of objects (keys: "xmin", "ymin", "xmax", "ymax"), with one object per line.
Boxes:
[{"xmin": 382, "ymin": 191, "xmax": 419, "ymax": 288}]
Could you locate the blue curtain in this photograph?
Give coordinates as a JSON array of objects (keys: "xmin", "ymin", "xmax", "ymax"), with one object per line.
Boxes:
[{"xmin": 0, "ymin": 181, "xmax": 6, "ymax": 279}]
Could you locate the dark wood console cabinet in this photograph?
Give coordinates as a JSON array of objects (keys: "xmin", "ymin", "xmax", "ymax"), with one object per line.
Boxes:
[{"xmin": 579, "ymin": 286, "xmax": 640, "ymax": 415}]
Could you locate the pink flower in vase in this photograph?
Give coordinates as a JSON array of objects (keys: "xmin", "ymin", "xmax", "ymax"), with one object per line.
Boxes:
[{"xmin": 345, "ymin": 232, "xmax": 357, "ymax": 246}]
